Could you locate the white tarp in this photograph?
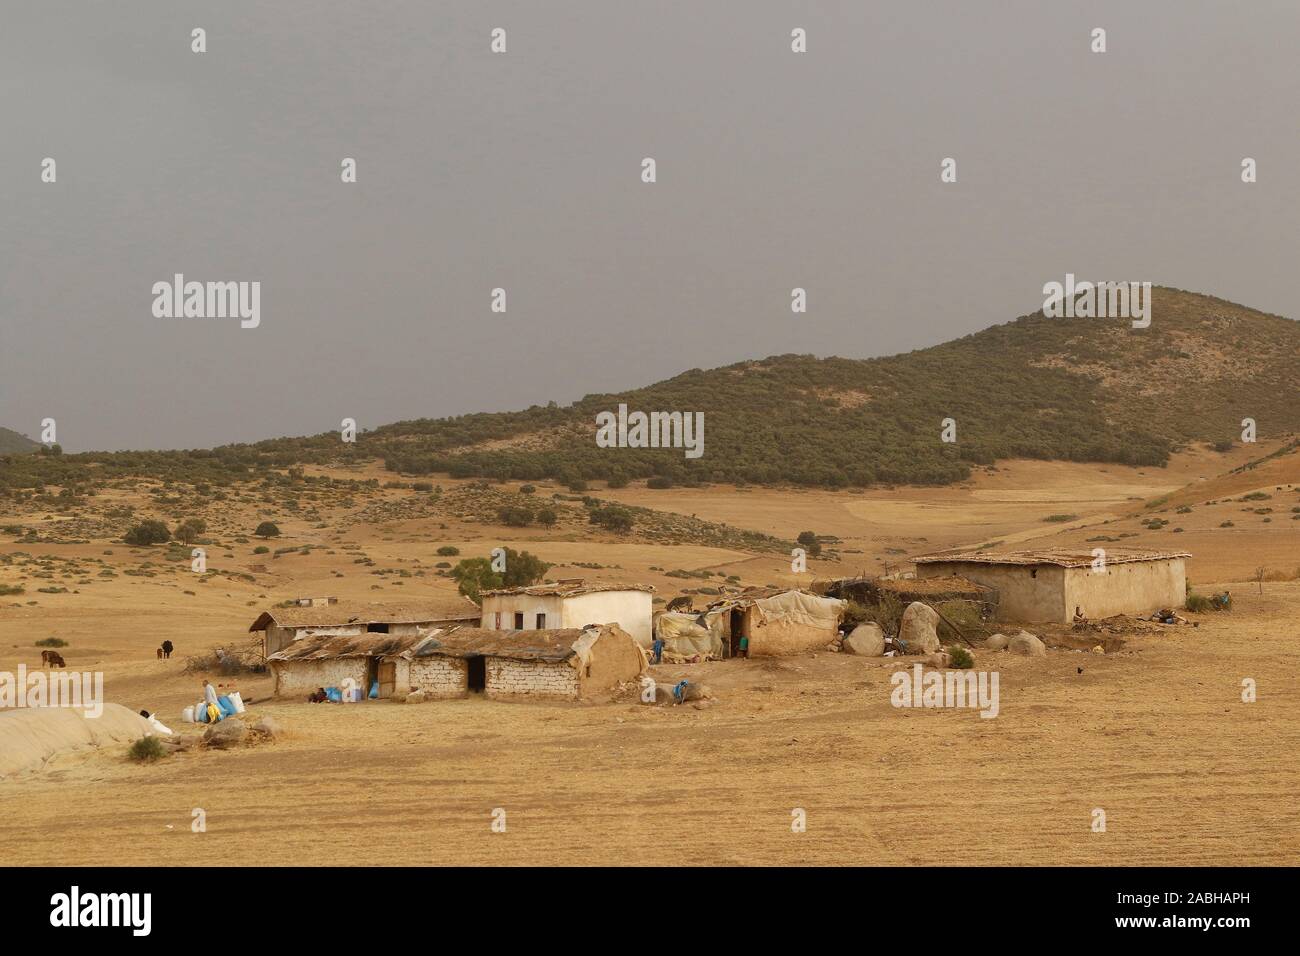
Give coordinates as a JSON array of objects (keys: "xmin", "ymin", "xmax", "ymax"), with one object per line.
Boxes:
[
  {"xmin": 654, "ymin": 612, "xmax": 724, "ymax": 661},
  {"xmin": 750, "ymin": 590, "xmax": 845, "ymax": 629}
]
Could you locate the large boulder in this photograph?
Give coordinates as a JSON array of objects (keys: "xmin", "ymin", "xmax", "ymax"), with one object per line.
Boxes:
[
  {"xmin": 1008, "ymin": 631, "xmax": 1046, "ymax": 657},
  {"xmin": 843, "ymin": 623, "xmax": 886, "ymax": 656},
  {"xmin": 985, "ymin": 633, "xmax": 1010, "ymax": 651},
  {"xmin": 899, "ymin": 602, "xmax": 941, "ymax": 655},
  {"xmin": 202, "ymin": 718, "xmax": 247, "ymax": 749}
]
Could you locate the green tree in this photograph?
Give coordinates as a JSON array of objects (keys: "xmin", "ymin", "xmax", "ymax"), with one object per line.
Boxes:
[
  {"xmin": 254, "ymin": 521, "xmax": 281, "ymax": 539},
  {"xmin": 124, "ymin": 519, "xmax": 171, "ymax": 546},
  {"xmin": 589, "ymin": 506, "xmax": 634, "ymax": 534},
  {"xmin": 497, "ymin": 506, "xmax": 534, "ymax": 527},
  {"xmin": 174, "ymin": 517, "xmax": 207, "ymax": 545},
  {"xmin": 797, "ymin": 530, "xmax": 822, "ymax": 556},
  {"xmin": 450, "ymin": 557, "xmax": 500, "ymax": 603}
]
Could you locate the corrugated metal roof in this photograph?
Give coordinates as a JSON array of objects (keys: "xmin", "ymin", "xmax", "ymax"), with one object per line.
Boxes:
[
  {"xmin": 914, "ymin": 548, "xmax": 1191, "ymax": 569},
  {"xmin": 249, "ymin": 596, "xmax": 481, "ymax": 632}
]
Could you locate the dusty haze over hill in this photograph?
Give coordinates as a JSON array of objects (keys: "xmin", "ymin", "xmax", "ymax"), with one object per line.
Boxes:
[{"xmin": 3, "ymin": 1, "xmax": 1299, "ymax": 451}]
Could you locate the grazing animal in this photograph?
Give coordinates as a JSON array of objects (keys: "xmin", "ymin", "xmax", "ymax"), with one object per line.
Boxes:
[
  {"xmin": 157, "ymin": 647, "xmax": 164, "ymax": 659},
  {"xmin": 161, "ymin": 640, "xmax": 174, "ymax": 659},
  {"xmin": 41, "ymin": 651, "xmax": 66, "ymax": 668}
]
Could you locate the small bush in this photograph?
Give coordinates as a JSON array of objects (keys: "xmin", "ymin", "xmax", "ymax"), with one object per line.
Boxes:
[
  {"xmin": 253, "ymin": 545, "xmax": 270, "ymax": 554},
  {"xmin": 948, "ymin": 646, "xmax": 974, "ymax": 669},
  {"xmin": 0, "ymin": 584, "xmax": 24, "ymax": 596},
  {"xmin": 646, "ymin": 476, "xmax": 674, "ymax": 489},
  {"xmin": 128, "ymin": 737, "xmax": 166, "ymax": 763},
  {"xmin": 35, "ymin": 637, "xmax": 67, "ymax": 647},
  {"xmin": 436, "ymin": 546, "xmax": 460, "ymax": 556},
  {"xmin": 1042, "ymin": 514, "xmax": 1078, "ymax": 523}
]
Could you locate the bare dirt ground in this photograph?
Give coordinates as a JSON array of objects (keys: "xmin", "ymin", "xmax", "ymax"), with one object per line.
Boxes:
[{"xmin": 1, "ymin": 445, "xmax": 1298, "ymax": 865}]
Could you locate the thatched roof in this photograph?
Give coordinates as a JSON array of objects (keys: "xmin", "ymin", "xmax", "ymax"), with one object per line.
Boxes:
[
  {"xmin": 913, "ymin": 548, "xmax": 1191, "ymax": 569},
  {"xmin": 248, "ymin": 596, "xmax": 481, "ymax": 632},
  {"xmin": 481, "ymin": 579, "xmax": 653, "ymax": 599}
]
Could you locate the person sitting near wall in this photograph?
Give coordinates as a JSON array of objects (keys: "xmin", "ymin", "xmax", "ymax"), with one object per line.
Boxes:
[{"xmin": 1073, "ymin": 606, "xmax": 1088, "ymax": 626}]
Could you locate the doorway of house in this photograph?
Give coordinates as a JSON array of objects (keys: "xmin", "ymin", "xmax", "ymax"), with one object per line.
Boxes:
[
  {"xmin": 729, "ymin": 609, "xmax": 745, "ymax": 658},
  {"xmin": 467, "ymin": 655, "xmax": 486, "ymax": 692},
  {"xmin": 365, "ymin": 657, "xmax": 380, "ymax": 698}
]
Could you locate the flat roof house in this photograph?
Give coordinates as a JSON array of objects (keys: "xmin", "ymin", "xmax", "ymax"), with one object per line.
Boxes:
[
  {"xmin": 248, "ymin": 596, "xmax": 482, "ymax": 657},
  {"xmin": 479, "ymin": 580, "xmax": 654, "ymax": 648},
  {"xmin": 913, "ymin": 548, "xmax": 1190, "ymax": 624}
]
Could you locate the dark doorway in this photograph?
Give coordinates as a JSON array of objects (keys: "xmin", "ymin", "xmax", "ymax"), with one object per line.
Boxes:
[
  {"xmin": 729, "ymin": 609, "xmax": 745, "ymax": 658},
  {"xmin": 513, "ymin": 612, "xmax": 525, "ymax": 629},
  {"xmin": 367, "ymin": 622, "xmax": 390, "ymax": 633},
  {"xmin": 365, "ymin": 657, "xmax": 380, "ymax": 697},
  {"xmin": 467, "ymin": 655, "xmax": 486, "ymax": 692}
]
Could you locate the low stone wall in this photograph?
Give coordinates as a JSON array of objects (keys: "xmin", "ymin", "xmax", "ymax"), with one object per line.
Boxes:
[{"xmin": 486, "ymin": 658, "xmax": 578, "ymax": 699}]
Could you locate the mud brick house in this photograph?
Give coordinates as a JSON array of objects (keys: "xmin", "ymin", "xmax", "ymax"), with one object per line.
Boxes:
[
  {"xmin": 703, "ymin": 588, "xmax": 846, "ymax": 657},
  {"xmin": 913, "ymin": 548, "xmax": 1189, "ymax": 624}
]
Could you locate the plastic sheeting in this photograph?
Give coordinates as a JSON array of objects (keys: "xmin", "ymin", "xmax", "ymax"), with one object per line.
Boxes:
[{"xmin": 749, "ymin": 590, "xmax": 844, "ymax": 629}]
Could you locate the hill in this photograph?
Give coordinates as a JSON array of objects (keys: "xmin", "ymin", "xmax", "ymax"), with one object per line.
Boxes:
[
  {"xmin": 0, "ymin": 428, "xmax": 41, "ymax": 455},
  {"xmin": 370, "ymin": 287, "xmax": 1299, "ymax": 487},
  {"xmin": 1, "ymin": 287, "xmax": 1296, "ymax": 491}
]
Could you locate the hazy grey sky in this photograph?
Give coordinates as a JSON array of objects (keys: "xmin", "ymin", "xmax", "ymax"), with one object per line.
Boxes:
[{"xmin": 2, "ymin": 1, "xmax": 1297, "ymax": 452}]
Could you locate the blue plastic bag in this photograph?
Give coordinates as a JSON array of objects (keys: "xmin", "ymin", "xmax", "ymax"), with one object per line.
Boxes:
[
  {"xmin": 369, "ymin": 680, "xmax": 379, "ymax": 699},
  {"xmin": 325, "ymin": 686, "xmax": 343, "ymax": 703}
]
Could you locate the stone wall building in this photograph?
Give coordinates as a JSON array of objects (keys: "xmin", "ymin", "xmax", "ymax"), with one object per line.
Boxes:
[
  {"xmin": 387, "ymin": 624, "xmax": 646, "ymax": 701},
  {"xmin": 913, "ymin": 548, "xmax": 1190, "ymax": 624},
  {"xmin": 479, "ymin": 580, "xmax": 654, "ymax": 648},
  {"xmin": 267, "ymin": 632, "xmax": 428, "ymax": 698}
]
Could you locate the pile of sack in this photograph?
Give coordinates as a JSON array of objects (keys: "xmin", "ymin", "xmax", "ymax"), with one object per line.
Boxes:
[{"xmin": 182, "ymin": 690, "xmax": 245, "ymax": 724}]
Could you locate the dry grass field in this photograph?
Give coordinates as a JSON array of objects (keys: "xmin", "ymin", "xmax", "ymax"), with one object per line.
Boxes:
[{"xmin": 1, "ymin": 441, "xmax": 1298, "ymax": 865}]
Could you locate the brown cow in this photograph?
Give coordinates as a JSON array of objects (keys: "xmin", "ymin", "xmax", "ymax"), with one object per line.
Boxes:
[
  {"xmin": 157, "ymin": 647, "xmax": 164, "ymax": 659},
  {"xmin": 40, "ymin": 650, "xmax": 66, "ymax": 668}
]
